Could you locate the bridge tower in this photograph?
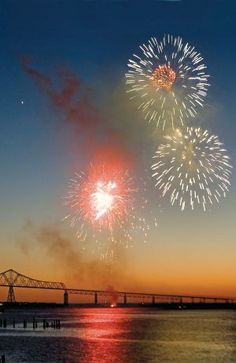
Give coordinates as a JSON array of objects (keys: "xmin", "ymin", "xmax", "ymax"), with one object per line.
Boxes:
[
  {"xmin": 64, "ymin": 290, "xmax": 68, "ymax": 306},
  {"xmin": 94, "ymin": 292, "xmax": 98, "ymax": 305},
  {"xmin": 0, "ymin": 269, "xmax": 66, "ymax": 304},
  {"xmin": 7, "ymin": 286, "xmax": 16, "ymax": 303}
]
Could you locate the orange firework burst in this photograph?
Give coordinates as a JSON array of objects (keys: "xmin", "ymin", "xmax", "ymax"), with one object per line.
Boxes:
[
  {"xmin": 64, "ymin": 163, "xmax": 135, "ymax": 257},
  {"xmin": 64, "ymin": 163, "xmax": 157, "ymax": 258},
  {"xmin": 74, "ymin": 164, "xmax": 135, "ymax": 230},
  {"xmin": 151, "ymin": 64, "xmax": 176, "ymax": 91}
]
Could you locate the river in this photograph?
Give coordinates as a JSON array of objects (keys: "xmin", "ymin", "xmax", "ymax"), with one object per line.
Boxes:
[{"xmin": 0, "ymin": 307, "xmax": 236, "ymax": 362}]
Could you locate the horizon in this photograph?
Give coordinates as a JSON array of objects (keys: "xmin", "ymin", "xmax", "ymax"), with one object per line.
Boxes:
[{"xmin": 0, "ymin": 0, "xmax": 236, "ymax": 303}]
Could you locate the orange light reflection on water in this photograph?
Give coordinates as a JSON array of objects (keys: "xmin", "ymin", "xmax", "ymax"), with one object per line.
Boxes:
[{"xmin": 72, "ymin": 308, "xmax": 130, "ymax": 363}]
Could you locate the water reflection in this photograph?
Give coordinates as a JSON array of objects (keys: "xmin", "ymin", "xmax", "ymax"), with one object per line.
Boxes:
[{"xmin": 1, "ymin": 308, "xmax": 236, "ymax": 362}]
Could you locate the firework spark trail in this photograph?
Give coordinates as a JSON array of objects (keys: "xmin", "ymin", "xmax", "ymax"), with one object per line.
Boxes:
[
  {"xmin": 64, "ymin": 164, "xmax": 157, "ymax": 258},
  {"xmin": 126, "ymin": 35, "xmax": 210, "ymax": 130},
  {"xmin": 151, "ymin": 128, "xmax": 232, "ymax": 211},
  {"xmin": 92, "ymin": 181, "xmax": 118, "ymax": 220}
]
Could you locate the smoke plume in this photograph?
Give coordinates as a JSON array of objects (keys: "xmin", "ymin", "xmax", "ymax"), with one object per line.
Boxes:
[
  {"xmin": 17, "ymin": 220, "xmax": 129, "ymax": 290},
  {"xmin": 21, "ymin": 56, "xmax": 99, "ymax": 128}
]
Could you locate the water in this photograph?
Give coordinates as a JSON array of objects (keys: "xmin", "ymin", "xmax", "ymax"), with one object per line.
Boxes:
[{"xmin": 1, "ymin": 307, "xmax": 236, "ymax": 362}]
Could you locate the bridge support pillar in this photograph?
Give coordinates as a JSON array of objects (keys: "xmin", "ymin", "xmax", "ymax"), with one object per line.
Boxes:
[
  {"xmin": 7, "ymin": 286, "xmax": 16, "ymax": 303},
  {"xmin": 123, "ymin": 293, "xmax": 127, "ymax": 305},
  {"xmin": 152, "ymin": 296, "xmax": 155, "ymax": 305},
  {"xmin": 64, "ymin": 290, "xmax": 68, "ymax": 306},
  {"xmin": 94, "ymin": 292, "xmax": 98, "ymax": 305}
]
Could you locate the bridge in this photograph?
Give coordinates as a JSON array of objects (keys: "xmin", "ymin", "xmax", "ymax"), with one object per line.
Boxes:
[{"xmin": 1, "ymin": 269, "xmax": 236, "ymax": 306}]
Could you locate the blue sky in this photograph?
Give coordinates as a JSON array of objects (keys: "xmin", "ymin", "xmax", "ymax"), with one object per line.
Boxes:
[{"xmin": 0, "ymin": 0, "xmax": 236, "ymax": 293}]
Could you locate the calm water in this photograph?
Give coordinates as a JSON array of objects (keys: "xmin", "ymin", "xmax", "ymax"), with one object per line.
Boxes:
[{"xmin": 1, "ymin": 307, "xmax": 236, "ymax": 362}]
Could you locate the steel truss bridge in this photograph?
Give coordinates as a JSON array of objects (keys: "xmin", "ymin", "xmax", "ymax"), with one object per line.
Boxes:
[{"xmin": 1, "ymin": 269, "xmax": 236, "ymax": 306}]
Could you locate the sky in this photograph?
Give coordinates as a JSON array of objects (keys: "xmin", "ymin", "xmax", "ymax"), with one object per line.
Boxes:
[{"xmin": 0, "ymin": 0, "xmax": 236, "ymax": 302}]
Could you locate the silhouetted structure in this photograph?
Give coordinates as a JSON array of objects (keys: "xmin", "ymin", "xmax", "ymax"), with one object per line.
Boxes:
[{"xmin": 1, "ymin": 268, "xmax": 236, "ymax": 307}]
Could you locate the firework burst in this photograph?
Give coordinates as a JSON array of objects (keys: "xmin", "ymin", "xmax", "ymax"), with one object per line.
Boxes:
[
  {"xmin": 64, "ymin": 164, "xmax": 156, "ymax": 258},
  {"xmin": 151, "ymin": 128, "xmax": 232, "ymax": 211},
  {"xmin": 126, "ymin": 34, "xmax": 210, "ymax": 129}
]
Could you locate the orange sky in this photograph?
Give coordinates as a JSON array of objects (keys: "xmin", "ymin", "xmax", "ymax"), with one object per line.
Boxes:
[{"xmin": 1, "ymin": 205, "xmax": 236, "ymax": 303}]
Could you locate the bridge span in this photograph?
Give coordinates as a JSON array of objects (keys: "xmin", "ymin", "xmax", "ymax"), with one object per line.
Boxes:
[{"xmin": 1, "ymin": 269, "xmax": 236, "ymax": 306}]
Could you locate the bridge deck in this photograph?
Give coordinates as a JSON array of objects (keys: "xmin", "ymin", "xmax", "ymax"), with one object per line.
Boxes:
[{"xmin": 1, "ymin": 269, "xmax": 236, "ymax": 303}]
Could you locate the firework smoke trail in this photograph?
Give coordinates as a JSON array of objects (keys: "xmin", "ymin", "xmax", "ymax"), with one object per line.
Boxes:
[
  {"xmin": 64, "ymin": 164, "xmax": 156, "ymax": 258},
  {"xmin": 126, "ymin": 35, "xmax": 210, "ymax": 130},
  {"xmin": 151, "ymin": 128, "xmax": 232, "ymax": 211}
]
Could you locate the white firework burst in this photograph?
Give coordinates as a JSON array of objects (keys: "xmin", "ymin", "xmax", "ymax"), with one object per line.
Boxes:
[
  {"xmin": 151, "ymin": 128, "xmax": 232, "ymax": 211},
  {"xmin": 126, "ymin": 35, "xmax": 210, "ymax": 129}
]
